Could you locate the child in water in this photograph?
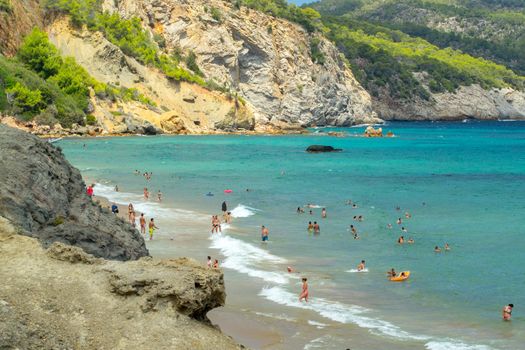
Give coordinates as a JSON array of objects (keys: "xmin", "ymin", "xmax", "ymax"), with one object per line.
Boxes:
[{"xmin": 299, "ymin": 278, "xmax": 309, "ymax": 302}]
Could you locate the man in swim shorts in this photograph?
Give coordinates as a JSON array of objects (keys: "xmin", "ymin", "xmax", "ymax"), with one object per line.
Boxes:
[
  {"xmin": 313, "ymin": 222, "xmax": 320, "ymax": 233},
  {"xmin": 357, "ymin": 260, "xmax": 366, "ymax": 271},
  {"xmin": 261, "ymin": 225, "xmax": 269, "ymax": 241},
  {"xmin": 148, "ymin": 218, "xmax": 158, "ymax": 240},
  {"xmin": 140, "ymin": 213, "xmax": 146, "ymax": 235},
  {"xmin": 503, "ymin": 304, "xmax": 513, "ymax": 321}
]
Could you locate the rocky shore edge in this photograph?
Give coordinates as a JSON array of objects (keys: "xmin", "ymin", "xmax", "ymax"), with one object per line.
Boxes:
[{"xmin": 0, "ymin": 125, "xmax": 243, "ymax": 349}]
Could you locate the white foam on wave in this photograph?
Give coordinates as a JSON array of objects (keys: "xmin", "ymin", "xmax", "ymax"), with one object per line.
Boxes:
[
  {"xmin": 307, "ymin": 320, "xmax": 328, "ymax": 329},
  {"xmin": 254, "ymin": 311, "xmax": 296, "ymax": 322},
  {"xmin": 425, "ymin": 341, "xmax": 493, "ymax": 350},
  {"xmin": 230, "ymin": 204, "xmax": 257, "ymax": 218},
  {"xmin": 346, "ymin": 269, "xmax": 369, "ymax": 273},
  {"xmin": 210, "ymin": 234, "xmax": 291, "ymax": 284},
  {"xmin": 260, "ymin": 287, "xmax": 496, "ymax": 349},
  {"xmin": 93, "ymin": 183, "xmax": 206, "ymax": 221}
]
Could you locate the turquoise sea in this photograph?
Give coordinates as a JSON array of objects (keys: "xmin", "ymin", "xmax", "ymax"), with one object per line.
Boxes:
[{"xmin": 58, "ymin": 121, "xmax": 525, "ymax": 349}]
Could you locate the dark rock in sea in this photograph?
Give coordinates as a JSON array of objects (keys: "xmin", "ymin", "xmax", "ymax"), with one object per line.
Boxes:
[
  {"xmin": 0, "ymin": 125, "xmax": 149, "ymax": 261},
  {"xmin": 306, "ymin": 145, "xmax": 342, "ymax": 153}
]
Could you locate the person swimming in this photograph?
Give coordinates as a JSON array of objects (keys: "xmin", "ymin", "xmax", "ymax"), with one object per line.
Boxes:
[
  {"xmin": 321, "ymin": 208, "xmax": 327, "ymax": 218},
  {"xmin": 503, "ymin": 304, "xmax": 514, "ymax": 321},
  {"xmin": 444, "ymin": 243, "xmax": 450, "ymax": 251},
  {"xmin": 408, "ymin": 238, "xmax": 415, "ymax": 244},
  {"xmin": 397, "ymin": 218, "xmax": 402, "ymax": 225},
  {"xmin": 434, "ymin": 246, "xmax": 442, "ymax": 253},
  {"xmin": 398, "ymin": 236, "xmax": 405, "ymax": 244},
  {"xmin": 357, "ymin": 260, "xmax": 366, "ymax": 271}
]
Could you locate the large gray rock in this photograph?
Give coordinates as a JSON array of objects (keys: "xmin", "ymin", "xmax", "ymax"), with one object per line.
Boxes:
[{"xmin": 0, "ymin": 125, "xmax": 149, "ymax": 261}]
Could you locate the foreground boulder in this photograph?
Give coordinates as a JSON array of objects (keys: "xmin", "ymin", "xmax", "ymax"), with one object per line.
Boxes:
[
  {"xmin": 0, "ymin": 125, "xmax": 148, "ymax": 260},
  {"xmin": 0, "ymin": 220, "xmax": 240, "ymax": 349},
  {"xmin": 306, "ymin": 145, "xmax": 342, "ymax": 153}
]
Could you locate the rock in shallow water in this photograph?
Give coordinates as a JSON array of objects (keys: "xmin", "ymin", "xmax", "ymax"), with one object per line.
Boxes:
[{"xmin": 306, "ymin": 145, "xmax": 342, "ymax": 153}]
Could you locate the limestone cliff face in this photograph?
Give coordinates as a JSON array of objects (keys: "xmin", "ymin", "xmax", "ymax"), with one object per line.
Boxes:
[
  {"xmin": 100, "ymin": 0, "xmax": 380, "ymax": 128},
  {"xmin": 374, "ymin": 84, "xmax": 525, "ymax": 121}
]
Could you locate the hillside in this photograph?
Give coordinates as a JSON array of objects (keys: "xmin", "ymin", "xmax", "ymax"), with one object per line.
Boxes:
[
  {"xmin": 0, "ymin": 0, "xmax": 379, "ymax": 135},
  {"xmin": 308, "ymin": 0, "xmax": 525, "ymax": 120}
]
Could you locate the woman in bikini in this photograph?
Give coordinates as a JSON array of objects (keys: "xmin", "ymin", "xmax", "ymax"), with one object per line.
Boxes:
[{"xmin": 299, "ymin": 278, "xmax": 309, "ymax": 302}]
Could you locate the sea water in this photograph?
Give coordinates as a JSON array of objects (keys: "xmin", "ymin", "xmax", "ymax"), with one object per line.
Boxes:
[{"xmin": 58, "ymin": 121, "xmax": 525, "ymax": 349}]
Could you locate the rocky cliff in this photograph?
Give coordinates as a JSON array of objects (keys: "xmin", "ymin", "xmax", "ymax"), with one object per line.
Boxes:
[
  {"xmin": 0, "ymin": 218, "xmax": 240, "ymax": 349},
  {"xmin": 0, "ymin": 125, "xmax": 149, "ymax": 260}
]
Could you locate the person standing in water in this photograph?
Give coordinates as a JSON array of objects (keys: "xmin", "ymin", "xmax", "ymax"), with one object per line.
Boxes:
[
  {"xmin": 321, "ymin": 208, "xmax": 327, "ymax": 218},
  {"xmin": 357, "ymin": 260, "xmax": 366, "ymax": 271},
  {"xmin": 148, "ymin": 218, "xmax": 158, "ymax": 240},
  {"xmin": 222, "ymin": 201, "xmax": 227, "ymax": 213},
  {"xmin": 157, "ymin": 190, "xmax": 162, "ymax": 202},
  {"xmin": 313, "ymin": 222, "xmax": 320, "ymax": 233},
  {"xmin": 144, "ymin": 187, "xmax": 149, "ymax": 200},
  {"xmin": 503, "ymin": 304, "xmax": 513, "ymax": 321},
  {"xmin": 140, "ymin": 213, "xmax": 146, "ymax": 235},
  {"xmin": 261, "ymin": 225, "xmax": 269, "ymax": 242},
  {"xmin": 299, "ymin": 278, "xmax": 309, "ymax": 302}
]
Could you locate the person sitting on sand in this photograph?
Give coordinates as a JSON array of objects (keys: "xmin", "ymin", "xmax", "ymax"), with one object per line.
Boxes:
[
  {"xmin": 111, "ymin": 203, "xmax": 119, "ymax": 214},
  {"xmin": 140, "ymin": 213, "xmax": 146, "ymax": 235},
  {"xmin": 434, "ymin": 246, "xmax": 441, "ymax": 253},
  {"xmin": 503, "ymin": 304, "xmax": 513, "ymax": 321},
  {"xmin": 299, "ymin": 278, "xmax": 309, "ymax": 302},
  {"xmin": 387, "ymin": 268, "xmax": 396, "ymax": 278},
  {"xmin": 321, "ymin": 208, "xmax": 327, "ymax": 218},
  {"xmin": 261, "ymin": 225, "xmax": 269, "ymax": 242},
  {"xmin": 148, "ymin": 218, "xmax": 158, "ymax": 240},
  {"xmin": 357, "ymin": 260, "xmax": 366, "ymax": 271},
  {"xmin": 398, "ymin": 236, "xmax": 405, "ymax": 244}
]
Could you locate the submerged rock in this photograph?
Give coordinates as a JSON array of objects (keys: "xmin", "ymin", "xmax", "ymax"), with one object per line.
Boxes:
[
  {"xmin": 306, "ymin": 145, "xmax": 342, "ymax": 153},
  {"xmin": 0, "ymin": 125, "xmax": 149, "ymax": 261}
]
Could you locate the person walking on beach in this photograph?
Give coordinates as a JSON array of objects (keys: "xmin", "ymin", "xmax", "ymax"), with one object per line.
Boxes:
[
  {"xmin": 144, "ymin": 187, "xmax": 149, "ymax": 200},
  {"xmin": 140, "ymin": 213, "xmax": 146, "ymax": 235},
  {"xmin": 86, "ymin": 184, "xmax": 94, "ymax": 198},
  {"xmin": 299, "ymin": 278, "xmax": 309, "ymax": 302},
  {"xmin": 157, "ymin": 190, "xmax": 162, "ymax": 202},
  {"xmin": 503, "ymin": 304, "xmax": 513, "ymax": 321},
  {"xmin": 128, "ymin": 203, "xmax": 134, "ymax": 223},
  {"xmin": 148, "ymin": 218, "xmax": 158, "ymax": 240},
  {"xmin": 261, "ymin": 225, "xmax": 269, "ymax": 242}
]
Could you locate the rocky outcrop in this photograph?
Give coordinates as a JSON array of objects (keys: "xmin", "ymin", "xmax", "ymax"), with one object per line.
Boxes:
[
  {"xmin": 0, "ymin": 0, "xmax": 43, "ymax": 56},
  {"xmin": 306, "ymin": 145, "xmax": 342, "ymax": 153},
  {"xmin": 375, "ymin": 84, "xmax": 525, "ymax": 121},
  {"xmin": 0, "ymin": 217, "xmax": 240, "ymax": 349},
  {"xmin": 0, "ymin": 125, "xmax": 149, "ymax": 260},
  {"xmin": 100, "ymin": 0, "xmax": 379, "ymax": 127}
]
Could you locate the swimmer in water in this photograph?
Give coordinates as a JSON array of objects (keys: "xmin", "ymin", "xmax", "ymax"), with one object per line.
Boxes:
[
  {"xmin": 503, "ymin": 304, "xmax": 513, "ymax": 321},
  {"xmin": 405, "ymin": 212, "xmax": 411, "ymax": 219},
  {"xmin": 402, "ymin": 227, "xmax": 408, "ymax": 233},
  {"xmin": 297, "ymin": 207, "xmax": 304, "ymax": 214},
  {"xmin": 321, "ymin": 208, "xmax": 327, "ymax": 218},
  {"xmin": 408, "ymin": 238, "xmax": 415, "ymax": 244},
  {"xmin": 387, "ymin": 223, "xmax": 393, "ymax": 229},
  {"xmin": 144, "ymin": 187, "xmax": 149, "ymax": 200},
  {"xmin": 434, "ymin": 246, "xmax": 442, "ymax": 253},
  {"xmin": 397, "ymin": 218, "xmax": 402, "ymax": 225},
  {"xmin": 299, "ymin": 278, "xmax": 309, "ymax": 302},
  {"xmin": 309, "ymin": 210, "xmax": 313, "ymax": 215},
  {"xmin": 357, "ymin": 260, "xmax": 366, "ymax": 271},
  {"xmin": 398, "ymin": 236, "xmax": 405, "ymax": 244},
  {"xmin": 444, "ymin": 243, "xmax": 450, "ymax": 251},
  {"xmin": 352, "ymin": 203, "xmax": 358, "ymax": 209}
]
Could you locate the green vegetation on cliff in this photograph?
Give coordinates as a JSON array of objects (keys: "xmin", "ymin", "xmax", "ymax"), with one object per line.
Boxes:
[{"xmin": 1, "ymin": 28, "xmax": 155, "ymax": 127}]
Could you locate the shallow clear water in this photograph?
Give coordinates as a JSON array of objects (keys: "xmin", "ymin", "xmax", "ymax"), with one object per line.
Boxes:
[{"xmin": 58, "ymin": 121, "xmax": 525, "ymax": 349}]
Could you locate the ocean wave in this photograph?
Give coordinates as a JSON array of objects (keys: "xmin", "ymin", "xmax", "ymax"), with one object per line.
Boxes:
[
  {"xmin": 230, "ymin": 204, "xmax": 258, "ymax": 218},
  {"xmin": 210, "ymin": 234, "xmax": 290, "ymax": 284},
  {"xmin": 346, "ymin": 269, "xmax": 369, "ymax": 273},
  {"xmin": 260, "ymin": 286, "xmax": 495, "ymax": 349},
  {"xmin": 307, "ymin": 320, "xmax": 328, "ymax": 329}
]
